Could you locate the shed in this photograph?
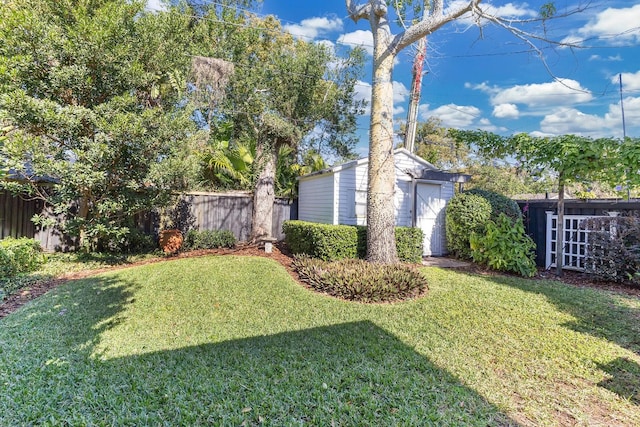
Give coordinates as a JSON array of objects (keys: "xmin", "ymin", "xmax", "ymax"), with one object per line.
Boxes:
[{"xmin": 298, "ymin": 148, "xmax": 470, "ymax": 256}]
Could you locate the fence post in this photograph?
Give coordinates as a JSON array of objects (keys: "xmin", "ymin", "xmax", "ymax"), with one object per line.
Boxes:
[{"xmin": 545, "ymin": 211, "xmax": 554, "ymax": 269}]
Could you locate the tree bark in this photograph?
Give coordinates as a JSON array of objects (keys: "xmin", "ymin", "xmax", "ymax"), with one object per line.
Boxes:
[
  {"xmin": 251, "ymin": 141, "xmax": 277, "ymax": 242},
  {"xmin": 366, "ymin": 11, "xmax": 398, "ymax": 264}
]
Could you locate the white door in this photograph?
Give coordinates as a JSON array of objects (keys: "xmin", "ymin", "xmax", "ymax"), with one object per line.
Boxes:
[{"xmin": 415, "ymin": 183, "xmax": 446, "ymax": 256}]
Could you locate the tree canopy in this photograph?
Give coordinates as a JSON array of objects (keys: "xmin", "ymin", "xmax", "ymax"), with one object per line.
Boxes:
[{"xmin": 0, "ymin": 0, "xmax": 195, "ymax": 250}]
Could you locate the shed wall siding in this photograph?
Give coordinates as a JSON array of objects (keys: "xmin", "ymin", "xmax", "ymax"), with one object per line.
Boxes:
[
  {"xmin": 394, "ymin": 180, "xmax": 413, "ymax": 227},
  {"xmin": 298, "ymin": 174, "xmax": 335, "ymax": 224},
  {"xmin": 440, "ymin": 182, "xmax": 455, "ymax": 253},
  {"xmin": 337, "ymin": 164, "xmax": 368, "ymax": 225},
  {"xmin": 394, "ymin": 151, "xmax": 427, "ymax": 172}
]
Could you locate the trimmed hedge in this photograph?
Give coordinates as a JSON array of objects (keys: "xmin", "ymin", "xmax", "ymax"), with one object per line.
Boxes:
[
  {"xmin": 183, "ymin": 229, "xmax": 236, "ymax": 251},
  {"xmin": 445, "ymin": 193, "xmax": 492, "ymax": 259},
  {"xmin": 282, "ymin": 220, "xmax": 424, "ymax": 263},
  {"xmin": 465, "ymin": 188, "xmax": 522, "ymax": 222},
  {"xmin": 0, "ymin": 237, "xmax": 44, "ymax": 278}
]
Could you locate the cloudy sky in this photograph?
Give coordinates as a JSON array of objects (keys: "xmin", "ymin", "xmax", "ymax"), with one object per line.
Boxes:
[{"xmin": 151, "ymin": 1, "xmax": 640, "ymax": 153}]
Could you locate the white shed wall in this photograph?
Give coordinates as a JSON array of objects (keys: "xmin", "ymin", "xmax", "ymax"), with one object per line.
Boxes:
[
  {"xmin": 298, "ymin": 173, "xmax": 335, "ymax": 224},
  {"xmin": 337, "ymin": 163, "xmax": 368, "ymax": 226}
]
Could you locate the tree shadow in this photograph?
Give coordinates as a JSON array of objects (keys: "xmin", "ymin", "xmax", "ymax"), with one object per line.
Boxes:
[
  {"xmin": 597, "ymin": 357, "xmax": 640, "ymax": 405},
  {"xmin": 1, "ymin": 278, "xmax": 519, "ymax": 426}
]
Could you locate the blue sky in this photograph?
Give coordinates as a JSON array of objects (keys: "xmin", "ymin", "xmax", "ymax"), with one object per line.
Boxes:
[{"xmin": 151, "ymin": 1, "xmax": 640, "ymax": 154}]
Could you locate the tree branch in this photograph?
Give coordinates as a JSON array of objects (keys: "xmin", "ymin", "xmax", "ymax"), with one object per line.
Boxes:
[
  {"xmin": 393, "ymin": 0, "xmax": 481, "ymax": 53},
  {"xmin": 345, "ymin": 0, "xmax": 371, "ymax": 22}
]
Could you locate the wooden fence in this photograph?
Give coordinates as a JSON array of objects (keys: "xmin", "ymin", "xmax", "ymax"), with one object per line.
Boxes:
[
  {"xmin": 0, "ymin": 191, "xmax": 297, "ymax": 252},
  {"xmin": 517, "ymin": 198, "xmax": 640, "ymax": 267}
]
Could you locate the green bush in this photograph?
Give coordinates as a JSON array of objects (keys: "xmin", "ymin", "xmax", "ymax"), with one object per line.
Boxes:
[
  {"xmin": 292, "ymin": 255, "xmax": 428, "ymax": 303},
  {"xmin": 283, "ymin": 220, "xmax": 423, "ymax": 263},
  {"xmin": 465, "ymin": 188, "xmax": 522, "ymax": 222},
  {"xmin": 469, "ymin": 214, "xmax": 537, "ymax": 277},
  {"xmin": 0, "ymin": 237, "xmax": 45, "ymax": 278},
  {"xmin": 183, "ymin": 229, "xmax": 236, "ymax": 250},
  {"xmin": 584, "ymin": 216, "xmax": 640, "ymax": 285},
  {"xmin": 394, "ymin": 227, "xmax": 424, "ymax": 264},
  {"xmin": 445, "ymin": 193, "xmax": 492, "ymax": 259}
]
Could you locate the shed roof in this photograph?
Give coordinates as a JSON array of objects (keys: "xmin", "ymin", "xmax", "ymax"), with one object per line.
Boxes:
[{"xmin": 299, "ymin": 148, "xmax": 438, "ymax": 180}]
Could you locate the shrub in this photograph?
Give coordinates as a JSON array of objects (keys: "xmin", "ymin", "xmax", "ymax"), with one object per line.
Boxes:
[
  {"xmin": 584, "ymin": 216, "xmax": 640, "ymax": 285},
  {"xmin": 0, "ymin": 237, "xmax": 45, "ymax": 278},
  {"xmin": 292, "ymin": 255, "xmax": 428, "ymax": 303},
  {"xmin": 469, "ymin": 214, "xmax": 537, "ymax": 277},
  {"xmin": 283, "ymin": 220, "xmax": 423, "ymax": 263},
  {"xmin": 465, "ymin": 188, "xmax": 522, "ymax": 222},
  {"xmin": 394, "ymin": 227, "xmax": 424, "ymax": 264},
  {"xmin": 183, "ymin": 229, "xmax": 236, "ymax": 251},
  {"xmin": 445, "ymin": 193, "xmax": 492, "ymax": 259}
]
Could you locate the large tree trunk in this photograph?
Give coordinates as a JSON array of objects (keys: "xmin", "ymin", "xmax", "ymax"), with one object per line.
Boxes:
[
  {"xmin": 251, "ymin": 141, "xmax": 277, "ymax": 242},
  {"xmin": 366, "ymin": 13, "xmax": 398, "ymax": 264}
]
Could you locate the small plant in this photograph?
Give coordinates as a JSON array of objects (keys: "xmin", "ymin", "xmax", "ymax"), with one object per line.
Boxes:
[
  {"xmin": 0, "ymin": 237, "xmax": 45, "ymax": 278},
  {"xmin": 445, "ymin": 193, "xmax": 492, "ymax": 259},
  {"xmin": 584, "ymin": 216, "xmax": 640, "ymax": 285},
  {"xmin": 469, "ymin": 214, "xmax": 537, "ymax": 277},
  {"xmin": 292, "ymin": 255, "xmax": 428, "ymax": 303},
  {"xmin": 183, "ymin": 229, "xmax": 236, "ymax": 250}
]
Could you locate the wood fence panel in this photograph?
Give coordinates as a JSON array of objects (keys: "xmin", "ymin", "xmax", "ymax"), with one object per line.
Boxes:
[{"xmin": 1, "ymin": 191, "xmax": 297, "ymax": 251}]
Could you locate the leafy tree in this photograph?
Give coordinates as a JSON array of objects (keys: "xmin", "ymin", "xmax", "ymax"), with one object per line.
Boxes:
[
  {"xmin": 192, "ymin": 11, "xmax": 365, "ymax": 240},
  {"xmin": 454, "ymin": 130, "xmax": 638, "ymax": 276},
  {"xmin": 0, "ymin": 0, "xmax": 195, "ymax": 250},
  {"xmin": 346, "ymin": 0, "xmax": 585, "ymax": 263},
  {"xmin": 399, "ymin": 117, "xmax": 469, "ymax": 170}
]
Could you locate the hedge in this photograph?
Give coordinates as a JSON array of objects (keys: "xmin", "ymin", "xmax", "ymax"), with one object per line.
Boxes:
[{"xmin": 282, "ymin": 220, "xmax": 423, "ymax": 263}]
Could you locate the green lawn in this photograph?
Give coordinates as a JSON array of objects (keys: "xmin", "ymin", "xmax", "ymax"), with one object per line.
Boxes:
[{"xmin": 1, "ymin": 256, "xmax": 639, "ymax": 426}]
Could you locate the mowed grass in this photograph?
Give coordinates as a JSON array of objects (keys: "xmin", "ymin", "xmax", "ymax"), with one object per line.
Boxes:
[{"xmin": 1, "ymin": 256, "xmax": 639, "ymax": 426}]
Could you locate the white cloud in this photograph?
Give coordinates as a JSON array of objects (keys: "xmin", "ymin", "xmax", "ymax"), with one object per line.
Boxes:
[
  {"xmin": 614, "ymin": 71, "xmax": 640, "ymax": 91},
  {"xmin": 537, "ymin": 95, "xmax": 640, "ymax": 137},
  {"xmin": 394, "ymin": 106, "xmax": 406, "ymax": 116},
  {"xmin": 337, "ymin": 30, "xmax": 374, "ymax": 56},
  {"xmin": 562, "ymin": 5, "xmax": 640, "ymax": 46},
  {"xmin": 493, "ymin": 103, "xmax": 519, "ymax": 119},
  {"xmin": 540, "ymin": 109, "xmax": 607, "ymax": 135},
  {"xmin": 284, "ymin": 17, "xmax": 343, "ymax": 40},
  {"xmin": 353, "ymin": 80, "xmax": 372, "ymax": 115},
  {"xmin": 146, "ymin": 0, "xmax": 167, "ymax": 12},
  {"xmin": 490, "ymin": 79, "xmax": 593, "ymax": 108},
  {"xmin": 447, "ymin": 0, "xmax": 536, "ymax": 26},
  {"xmin": 589, "ymin": 54, "xmax": 622, "ymax": 62},
  {"xmin": 393, "ymin": 81, "xmax": 410, "ymax": 104},
  {"xmin": 420, "ymin": 103, "xmax": 481, "ymax": 128}
]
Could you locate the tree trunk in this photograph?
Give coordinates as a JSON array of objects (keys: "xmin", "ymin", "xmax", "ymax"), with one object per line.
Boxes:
[
  {"xmin": 251, "ymin": 141, "xmax": 277, "ymax": 242},
  {"xmin": 556, "ymin": 178, "xmax": 565, "ymax": 277},
  {"xmin": 366, "ymin": 14, "xmax": 399, "ymax": 264}
]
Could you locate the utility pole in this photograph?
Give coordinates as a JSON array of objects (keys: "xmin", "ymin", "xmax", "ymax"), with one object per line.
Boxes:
[
  {"xmin": 619, "ymin": 73, "xmax": 631, "ymax": 200},
  {"xmin": 404, "ymin": 37, "xmax": 427, "ymax": 153}
]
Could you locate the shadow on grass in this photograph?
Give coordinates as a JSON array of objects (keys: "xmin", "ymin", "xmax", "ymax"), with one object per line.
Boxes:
[
  {"xmin": 0, "ymin": 276, "xmax": 518, "ymax": 426},
  {"xmin": 598, "ymin": 357, "xmax": 640, "ymax": 405}
]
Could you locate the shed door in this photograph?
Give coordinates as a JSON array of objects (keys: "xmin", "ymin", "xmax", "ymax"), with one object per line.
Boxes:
[{"xmin": 415, "ymin": 183, "xmax": 446, "ymax": 256}]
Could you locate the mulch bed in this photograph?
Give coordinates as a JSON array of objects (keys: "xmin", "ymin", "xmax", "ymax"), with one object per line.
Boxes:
[{"xmin": 1, "ymin": 243, "xmax": 638, "ymax": 319}]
